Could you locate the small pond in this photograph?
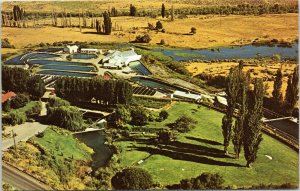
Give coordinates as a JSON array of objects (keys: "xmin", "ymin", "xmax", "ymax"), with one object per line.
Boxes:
[
  {"xmin": 153, "ymin": 43, "xmax": 299, "ymax": 61},
  {"xmin": 29, "ymin": 59, "xmax": 92, "ymax": 66},
  {"xmin": 37, "ymin": 70, "xmax": 97, "ymax": 77},
  {"xmin": 129, "ymin": 61, "xmax": 152, "ymax": 76},
  {"xmin": 74, "ymin": 131, "xmax": 112, "ymax": 171},
  {"xmin": 72, "ymin": 53, "xmax": 98, "ymax": 60},
  {"xmin": 40, "ymin": 65, "xmax": 96, "ymax": 72},
  {"xmin": 4, "ymin": 52, "xmax": 60, "ymax": 65}
]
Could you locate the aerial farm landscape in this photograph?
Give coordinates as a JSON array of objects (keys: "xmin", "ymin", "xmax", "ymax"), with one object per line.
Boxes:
[{"xmin": 1, "ymin": 0, "xmax": 299, "ymax": 190}]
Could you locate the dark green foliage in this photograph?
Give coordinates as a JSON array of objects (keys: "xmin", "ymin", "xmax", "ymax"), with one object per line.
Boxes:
[
  {"xmin": 103, "ymin": 11, "xmax": 112, "ymax": 35},
  {"xmin": 167, "ymin": 172, "xmax": 224, "ymax": 189},
  {"xmin": 132, "ymin": 96, "xmax": 170, "ymax": 109},
  {"xmin": 10, "ymin": 93, "xmax": 29, "ymax": 109},
  {"xmin": 2, "ymin": 67, "xmax": 45, "ymax": 99},
  {"xmin": 170, "ymin": 115, "xmax": 197, "ymax": 133},
  {"xmin": 27, "ymin": 76, "xmax": 46, "ymax": 99},
  {"xmin": 165, "ymin": 61, "xmax": 191, "ymax": 76},
  {"xmin": 47, "ymin": 106, "xmax": 85, "ymax": 131},
  {"xmin": 1, "ymin": 38, "xmax": 15, "ymax": 48},
  {"xmin": 284, "ymin": 66, "xmax": 299, "ymax": 116},
  {"xmin": 195, "ymin": 73, "xmax": 227, "ymax": 88},
  {"xmin": 243, "ymin": 79, "xmax": 264, "ymax": 167},
  {"xmin": 159, "ymin": 110, "xmax": 169, "ymax": 121},
  {"xmin": 161, "ymin": 3, "xmax": 165, "ymax": 18},
  {"xmin": 13, "ymin": 5, "xmax": 24, "ymax": 21},
  {"xmin": 47, "ymin": 97, "xmax": 70, "ymax": 108},
  {"xmin": 272, "ymin": 69, "xmax": 283, "ymax": 111},
  {"xmin": 221, "ymin": 115, "xmax": 232, "ymax": 153},
  {"xmin": 135, "ymin": 34, "xmax": 152, "ymax": 43},
  {"xmin": 55, "ymin": 77, "xmax": 132, "ymax": 105},
  {"xmin": 156, "ymin": 21, "xmax": 163, "ymax": 30},
  {"xmin": 111, "ymin": 167, "xmax": 154, "ymax": 189},
  {"xmin": 108, "ymin": 105, "xmax": 131, "ymax": 128},
  {"xmin": 3, "ymin": 100, "xmax": 11, "ymax": 112},
  {"xmin": 130, "ymin": 4, "xmax": 137, "ymax": 16},
  {"xmin": 157, "ymin": 130, "xmax": 175, "ymax": 144},
  {"xmin": 130, "ymin": 107, "xmax": 149, "ymax": 126}
]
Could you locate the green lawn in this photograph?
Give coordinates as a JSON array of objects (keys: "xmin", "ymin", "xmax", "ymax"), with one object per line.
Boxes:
[
  {"xmin": 115, "ymin": 102, "xmax": 299, "ymax": 188},
  {"xmin": 31, "ymin": 126, "xmax": 93, "ymax": 161}
]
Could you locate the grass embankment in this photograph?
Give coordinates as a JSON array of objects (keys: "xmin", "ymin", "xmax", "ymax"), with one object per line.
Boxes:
[
  {"xmin": 3, "ymin": 126, "xmax": 95, "ymax": 189},
  {"xmin": 132, "ymin": 96, "xmax": 171, "ymax": 109},
  {"xmin": 2, "ymin": 14, "xmax": 298, "ymax": 49},
  {"xmin": 115, "ymin": 102, "xmax": 299, "ymax": 188}
]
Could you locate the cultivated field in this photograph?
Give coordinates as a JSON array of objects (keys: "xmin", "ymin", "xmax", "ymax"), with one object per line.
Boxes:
[
  {"xmin": 2, "ymin": 13, "xmax": 298, "ymax": 49},
  {"xmin": 115, "ymin": 102, "xmax": 299, "ymax": 188}
]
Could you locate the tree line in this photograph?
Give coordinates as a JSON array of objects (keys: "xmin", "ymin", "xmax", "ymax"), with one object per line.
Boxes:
[
  {"xmin": 2, "ymin": 66, "xmax": 46, "ymax": 99},
  {"xmin": 55, "ymin": 77, "xmax": 133, "ymax": 105},
  {"xmin": 221, "ymin": 61, "xmax": 265, "ymax": 167},
  {"xmin": 271, "ymin": 66, "xmax": 298, "ymax": 116}
]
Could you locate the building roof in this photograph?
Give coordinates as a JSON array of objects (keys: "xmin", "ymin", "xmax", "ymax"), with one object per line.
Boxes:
[
  {"xmin": 2, "ymin": 91, "xmax": 16, "ymax": 103},
  {"xmin": 173, "ymin": 90, "xmax": 201, "ymax": 100}
]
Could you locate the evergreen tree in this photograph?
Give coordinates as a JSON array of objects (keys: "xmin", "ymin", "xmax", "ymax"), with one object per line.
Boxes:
[
  {"xmin": 161, "ymin": 3, "xmax": 166, "ymax": 18},
  {"xmin": 171, "ymin": 5, "xmax": 174, "ymax": 21},
  {"xmin": 272, "ymin": 69, "xmax": 283, "ymax": 111},
  {"xmin": 27, "ymin": 76, "xmax": 46, "ymax": 99},
  {"xmin": 243, "ymin": 79, "xmax": 264, "ymax": 168},
  {"xmin": 284, "ymin": 66, "xmax": 299, "ymax": 116},
  {"xmin": 103, "ymin": 11, "xmax": 112, "ymax": 35},
  {"xmin": 130, "ymin": 4, "xmax": 137, "ymax": 16},
  {"xmin": 222, "ymin": 66, "xmax": 240, "ymax": 154}
]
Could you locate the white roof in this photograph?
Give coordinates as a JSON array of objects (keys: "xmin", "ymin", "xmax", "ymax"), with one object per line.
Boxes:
[
  {"xmin": 66, "ymin": 45, "xmax": 78, "ymax": 49},
  {"xmin": 81, "ymin": 48, "xmax": 98, "ymax": 51},
  {"xmin": 173, "ymin": 90, "xmax": 201, "ymax": 100},
  {"xmin": 216, "ymin": 96, "xmax": 228, "ymax": 106}
]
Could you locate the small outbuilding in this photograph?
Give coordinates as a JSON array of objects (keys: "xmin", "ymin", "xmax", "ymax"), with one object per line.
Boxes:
[{"xmin": 64, "ymin": 45, "xmax": 79, "ymax": 54}]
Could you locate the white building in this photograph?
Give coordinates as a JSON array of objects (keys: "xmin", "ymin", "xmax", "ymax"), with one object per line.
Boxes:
[
  {"xmin": 64, "ymin": 45, "xmax": 79, "ymax": 54},
  {"xmin": 102, "ymin": 48, "xmax": 142, "ymax": 69},
  {"xmin": 173, "ymin": 90, "xmax": 202, "ymax": 102},
  {"xmin": 81, "ymin": 48, "xmax": 102, "ymax": 54}
]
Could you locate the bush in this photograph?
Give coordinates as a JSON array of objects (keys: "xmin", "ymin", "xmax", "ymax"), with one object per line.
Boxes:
[
  {"xmin": 156, "ymin": 21, "xmax": 163, "ymax": 30},
  {"xmin": 8, "ymin": 110, "xmax": 27, "ymax": 125},
  {"xmin": 10, "ymin": 94, "xmax": 30, "ymax": 109},
  {"xmin": 1, "ymin": 38, "xmax": 15, "ymax": 48},
  {"xmin": 159, "ymin": 110, "xmax": 169, "ymax": 121},
  {"xmin": 47, "ymin": 97, "xmax": 70, "ymax": 109},
  {"xmin": 111, "ymin": 167, "xmax": 154, "ymax": 189},
  {"xmin": 130, "ymin": 107, "xmax": 149, "ymax": 126},
  {"xmin": 160, "ymin": 39, "xmax": 166, "ymax": 45},
  {"xmin": 167, "ymin": 172, "xmax": 224, "ymax": 189},
  {"xmin": 190, "ymin": 27, "xmax": 197, "ymax": 34},
  {"xmin": 157, "ymin": 130, "xmax": 176, "ymax": 143},
  {"xmin": 135, "ymin": 34, "xmax": 151, "ymax": 43},
  {"xmin": 169, "ymin": 115, "xmax": 197, "ymax": 133}
]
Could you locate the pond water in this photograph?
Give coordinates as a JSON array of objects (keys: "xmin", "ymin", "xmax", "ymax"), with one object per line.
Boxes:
[
  {"xmin": 153, "ymin": 43, "xmax": 299, "ymax": 61},
  {"xmin": 129, "ymin": 61, "xmax": 152, "ymax": 76},
  {"xmin": 37, "ymin": 70, "xmax": 97, "ymax": 77},
  {"xmin": 4, "ymin": 52, "xmax": 60, "ymax": 65},
  {"xmin": 40, "ymin": 65, "xmax": 96, "ymax": 72},
  {"xmin": 73, "ymin": 131, "xmax": 112, "ymax": 171},
  {"xmin": 36, "ymin": 48, "xmax": 63, "ymax": 53},
  {"xmin": 72, "ymin": 53, "xmax": 98, "ymax": 59},
  {"xmin": 266, "ymin": 119, "xmax": 299, "ymax": 139},
  {"xmin": 29, "ymin": 59, "xmax": 92, "ymax": 66}
]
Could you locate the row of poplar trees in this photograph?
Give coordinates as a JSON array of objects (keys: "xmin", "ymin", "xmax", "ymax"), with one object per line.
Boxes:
[
  {"xmin": 222, "ymin": 61, "xmax": 264, "ymax": 168},
  {"xmin": 55, "ymin": 77, "xmax": 133, "ymax": 105},
  {"xmin": 272, "ymin": 66, "xmax": 299, "ymax": 115}
]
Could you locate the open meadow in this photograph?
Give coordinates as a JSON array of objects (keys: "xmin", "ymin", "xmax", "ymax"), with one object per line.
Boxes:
[{"xmin": 115, "ymin": 102, "xmax": 299, "ymax": 188}]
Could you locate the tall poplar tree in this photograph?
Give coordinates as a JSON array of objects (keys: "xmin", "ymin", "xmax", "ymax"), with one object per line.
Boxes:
[
  {"xmin": 243, "ymin": 79, "xmax": 264, "ymax": 168},
  {"xmin": 284, "ymin": 66, "xmax": 299, "ymax": 116},
  {"xmin": 161, "ymin": 3, "xmax": 166, "ymax": 18},
  {"xmin": 272, "ymin": 69, "xmax": 283, "ymax": 111}
]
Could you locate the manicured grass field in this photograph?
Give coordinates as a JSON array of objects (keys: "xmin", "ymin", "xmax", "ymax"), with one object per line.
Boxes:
[
  {"xmin": 32, "ymin": 126, "xmax": 93, "ymax": 161},
  {"xmin": 115, "ymin": 102, "xmax": 299, "ymax": 188}
]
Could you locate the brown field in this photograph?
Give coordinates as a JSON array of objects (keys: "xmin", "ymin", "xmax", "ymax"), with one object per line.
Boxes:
[
  {"xmin": 2, "ymin": 0, "xmax": 297, "ymax": 13},
  {"xmin": 2, "ymin": 13, "xmax": 298, "ymax": 49},
  {"xmin": 186, "ymin": 61, "xmax": 297, "ymax": 97}
]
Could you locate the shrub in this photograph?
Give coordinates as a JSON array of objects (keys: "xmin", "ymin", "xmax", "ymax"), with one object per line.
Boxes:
[
  {"xmin": 156, "ymin": 21, "xmax": 163, "ymax": 30},
  {"xmin": 111, "ymin": 167, "xmax": 154, "ymax": 189},
  {"xmin": 159, "ymin": 110, "xmax": 169, "ymax": 121},
  {"xmin": 160, "ymin": 39, "xmax": 166, "ymax": 45},
  {"xmin": 135, "ymin": 34, "xmax": 151, "ymax": 43},
  {"xmin": 8, "ymin": 110, "xmax": 27, "ymax": 125},
  {"xmin": 130, "ymin": 107, "xmax": 149, "ymax": 126},
  {"xmin": 10, "ymin": 94, "xmax": 30, "ymax": 109},
  {"xmin": 169, "ymin": 115, "xmax": 197, "ymax": 133},
  {"xmin": 47, "ymin": 97, "xmax": 70, "ymax": 109},
  {"xmin": 191, "ymin": 27, "xmax": 197, "ymax": 34},
  {"xmin": 157, "ymin": 130, "xmax": 175, "ymax": 143},
  {"xmin": 1, "ymin": 38, "xmax": 15, "ymax": 48}
]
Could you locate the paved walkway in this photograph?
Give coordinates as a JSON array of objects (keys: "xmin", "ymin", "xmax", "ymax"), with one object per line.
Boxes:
[{"xmin": 2, "ymin": 122, "xmax": 48, "ymax": 151}]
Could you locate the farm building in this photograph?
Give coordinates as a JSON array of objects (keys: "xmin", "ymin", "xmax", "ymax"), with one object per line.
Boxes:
[
  {"xmin": 102, "ymin": 48, "xmax": 142, "ymax": 69},
  {"xmin": 81, "ymin": 48, "xmax": 102, "ymax": 54},
  {"xmin": 2, "ymin": 91, "xmax": 16, "ymax": 103},
  {"xmin": 173, "ymin": 90, "xmax": 202, "ymax": 102},
  {"xmin": 64, "ymin": 45, "xmax": 79, "ymax": 54}
]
